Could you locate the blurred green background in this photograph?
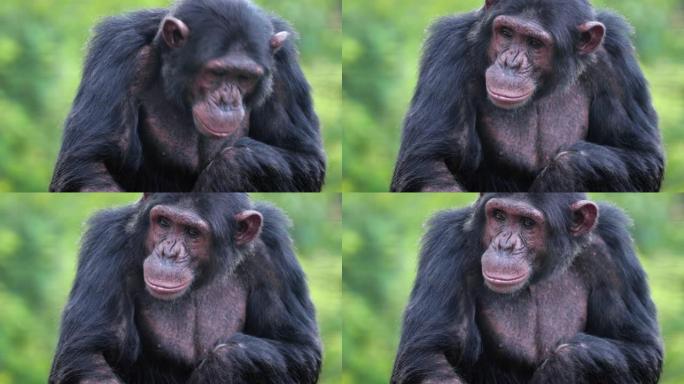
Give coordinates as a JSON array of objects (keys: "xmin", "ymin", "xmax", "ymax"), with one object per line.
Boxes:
[
  {"xmin": 343, "ymin": 193, "xmax": 684, "ymax": 384},
  {"xmin": 343, "ymin": 0, "xmax": 684, "ymax": 191},
  {"xmin": 0, "ymin": 193, "xmax": 341, "ymax": 384},
  {"xmin": 0, "ymin": 0, "xmax": 341, "ymax": 192}
]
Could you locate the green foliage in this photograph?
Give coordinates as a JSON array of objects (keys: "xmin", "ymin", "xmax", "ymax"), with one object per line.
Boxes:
[
  {"xmin": 0, "ymin": 193, "xmax": 341, "ymax": 384},
  {"xmin": 343, "ymin": 193, "xmax": 684, "ymax": 383},
  {"xmin": 342, "ymin": 0, "xmax": 684, "ymax": 191},
  {"xmin": 0, "ymin": 0, "xmax": 342, "ymax": 192}
]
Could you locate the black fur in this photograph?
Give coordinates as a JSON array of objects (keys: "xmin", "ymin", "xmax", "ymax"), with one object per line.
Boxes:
[
  {"xmin": 50, "ymin": 0, "xmax": 325, "ymax": 192},
  {"xmin": 391, "ymin": 0, "xmax": 663, "ymax": 192},
  {"xmin": 392, "ymin": 193, "xmax": 663, "ymax": 384},
  {"xmin": 49, "ymin": 194, "xmax": 321, "ymax": 384}
]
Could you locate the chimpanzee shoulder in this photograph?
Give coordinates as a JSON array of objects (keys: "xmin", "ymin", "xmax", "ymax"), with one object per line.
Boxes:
[
  {"xmin": 420, "ymin": 208, "xmax": 477, "ymax": 264},
  {"xmin": 578, "ymin": 203, "xmax": 648, "ymax": 286},
  {"xmin": 53, "ymin": 10, "xmax": 165, "ymax": 191},
  {"xmin": 391, "ymin": 12, "xmax": 485, "ymax": 192},
  {"xmin": 586, "ymin": 11, "xmax": 659, "ymax": 131}
]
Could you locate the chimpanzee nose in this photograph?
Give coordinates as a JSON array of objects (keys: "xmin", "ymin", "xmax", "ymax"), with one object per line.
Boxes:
[
  {"xmin": 502, "ymin": 50, "xmax": 523, "ymax": 69},
  {"xmin": 496, "ymin": 232, "xmax": 517, "ymax": 251},
  {"xmin": 218, "ymin": 85, "xmax": 241, "ymax": 110},
  {"xmin": 161, "ymin": 240, "xmax": 181, "ymax": 259}
]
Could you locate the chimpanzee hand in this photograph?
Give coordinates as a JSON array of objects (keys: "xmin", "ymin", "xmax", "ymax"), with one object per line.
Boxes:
[
  {"xmin": 187, "ymin": 333, "xmax": 300, "ymax": 384},
  {"xmin": 193, "ymin": 144, "xmax": 260, "ymax": 192},
  {"xmin": 529, "ymin": 342, "xmax": 584, "ymax": 384},
  {"xmin": 530, "ymin": 151, "xmax": 583, "ymax": 192},
  {"xmin": 193, "ymin": 137, "xmax": 323, "ymax": 192},
  {"xmin": 530, "ymin": 140, "xmax": 660, "ymax": 192},
  {"xmin": 187, "ymin": 342, "xmax": 240, "ymax": 384},
  {"xmin": 529, "ymin": 332, "xmax": 659, "ymax": 384}
]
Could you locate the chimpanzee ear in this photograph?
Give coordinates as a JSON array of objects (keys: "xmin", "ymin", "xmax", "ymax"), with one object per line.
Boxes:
[
  {"xmin": 161, "ymin": 17, "xmax": 190, "ymax": 49},
  {"xmin": 270, "ymin": 31, "xmax": 290, "ymax": 53},
  {"xmin": 569, "ymin": 200, "xmax": 599, "ymax": 236},
  {"xmin": 485, "ymin": 0, "xmax": 497, "ymax": 10},
  {"xmin": 234, "ymin": 210, "xmax": 263, "ymax": 245},
  {"xmin": 577, "ymin": 21, "xmax": 605, "ymax": 55}
]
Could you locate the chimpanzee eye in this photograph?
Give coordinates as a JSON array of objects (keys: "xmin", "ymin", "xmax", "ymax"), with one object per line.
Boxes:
[
  {"xmin": 493, "ymin": 209, "xmax": 506, "ymax": 222},
  {"xmin": 528, "ymin": 38, "xmax": 543, "ymax": 49},
  {"xmin": 211, "ymin": 69, "xmax": 227, "ymax": 77},
  {"xmin": 158, "ymin": 217, "xmax": 170, "ymax": 228},
  {"xmin": 186, "ymin": 227, "xmax": 200, "ymax": 239},
  {"xmin": 237, "ymin": 74, "xmax": 254, "ymax": 83},
  {"xmin": 521, "ymin": 217, "xmax": 536, "ymax": 229},
  {"xmin": 500, "ymin": 27, "xmax": 513, "ymax": 38}
]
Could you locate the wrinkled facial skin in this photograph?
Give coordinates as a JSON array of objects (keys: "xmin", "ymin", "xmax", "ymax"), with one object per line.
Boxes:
[
  {"xmin": 485, "ymin": 15, "xmax": 554, "ymax": 109},
  {"xmin": 143, "ymin": 204, "xmax": 211, "ymax": 301},
  {"xmin": 481, "ymin": 198, "xmax": 547, "ymax": 294},
  {"xmin": 191, "ymin": 52, "xmax": 264, "ymax": 138}
]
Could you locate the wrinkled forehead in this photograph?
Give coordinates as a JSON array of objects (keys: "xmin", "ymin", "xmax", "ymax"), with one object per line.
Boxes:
[
  {"xmin": 150, "ymin": 204, "xmax": 210, "ymax": 230},
  {"xmin": 492, "ymin": 14, "xmax": 553, "ymax": 44},
  {"xmin": 487, "ymin": 1, "xmax": 590, "ymax": 43},
  {"xmin": 485, "ymin": 197, "xmax": 545, "ymax": 223}
]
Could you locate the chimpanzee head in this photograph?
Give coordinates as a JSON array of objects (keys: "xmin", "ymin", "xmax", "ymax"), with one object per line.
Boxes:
[
  {"xmin": 132, "ymin": 193, "xmax": 262, "ymax": 300},
  {"xmin": 472, "ymin": 193, "xmax": 598, "ymax": 294},
  {"xmin": 481, "ymin": 0, "xmax": 605, "ymax": 109},
  {"xmin": 156, "ymin": 0, "xmax": 289, "ymax": 138}
]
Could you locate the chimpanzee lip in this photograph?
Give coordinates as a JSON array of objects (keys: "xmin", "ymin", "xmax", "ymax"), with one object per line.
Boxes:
[
  {"xmin": 194, "ymin": 115, "xmax": 233, "ymax": 138},
  {"xmin": 193, "ymin": 104, "xmax": 243, "ymax": 138},
  {"xmin": 486, "ymin": 86, "xmax": 533, "ymax": 104},
  {"xmin": 144, "ymin": 277, "xmax": 191, "ymax": 295},
  {"xmin": 483, "ymin": 271, "xmax": 528, "ymax": 286}
]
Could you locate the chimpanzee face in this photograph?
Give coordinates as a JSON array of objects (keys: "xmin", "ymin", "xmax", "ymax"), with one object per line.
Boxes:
[
  {"xmin": 159, "ymin": 16, "xmax": 289, "ymax": 138},
  {"xmin": 143, "ymin": 204, "xmax": 212, "ymax": 300},
  {"xmin": 484, "ymin": 4, "xmax": 606, "ymax": 110},
  {"xmin": 189, "ymin": 49, "xmax": 265, "ymax": 138},
  {"xmin": 485, "ymin": 15, "xmax": 554, "ymax": 110},
  {"xmin": 142, "ymin": 201, "xmax": 263, "ymax": 301},
  {"xmin": 481, "ymin": 197, "xmax": 547, "ymax": 294},
  {"xmin": 480, "ymin": 196, "xmax": 599, "ymax": 294}
]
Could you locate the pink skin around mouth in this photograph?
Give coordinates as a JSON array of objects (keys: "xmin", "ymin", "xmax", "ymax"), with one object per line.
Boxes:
[
  {"xmin": 194, "ymin": 113, "xmax": 237, "ymax": 138},
  {"xmin": 483, "ymin": 271, "xmax": 528, "ymax": 287},
  {"xmin": 144, "ymin": 277, "xmax": 191, "ymax": 295},
  {"xmin": 487, "ymin": 86, "xmax": 533, "ymax": 106}
]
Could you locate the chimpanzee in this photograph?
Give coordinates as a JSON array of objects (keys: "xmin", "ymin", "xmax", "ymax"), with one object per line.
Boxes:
[
  {"xmin": 392, "ymin": 194, "xmax": 663, "ymax": 384},
  {"xmin": 50, "ymin": 194, "xmax": 321, "ymax": 383},
  {"xmin": 50, "ymin": 0, "xmax": 325, "ymax": 192},
  {"xmin": 391, "ymin": 0, "xmax": 664, "ymax": 192}
]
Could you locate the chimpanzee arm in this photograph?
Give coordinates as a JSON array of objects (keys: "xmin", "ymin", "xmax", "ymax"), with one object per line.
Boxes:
[
  {"xmin": 49, "ymin": 10, "xmax": 164, "ymax": 192},
  {"xmin": 531, "ymin": 205, "xmax": 663, "ymax": 384},
  {"xmin": 390, "ymin": 13, "xmax": 483, "ymax": 192},
  {"xmin": 49, "ymin": 206, "xmax": 140, "ymax": 383},
  {"xmin": 392, "ymin": 209, "xmax": 482, "ymax": 384},
  {"xmin": 530, "ymin": 12, "xmax": 664, "ymax": 192},
  {"xmin": 188, "ymin": 203, "xmax": 321, "ymax": 384},
  {"xmin": 193, "ymin": 19, "xmax": 325, "ymax": 193},
  {"xmin": 193, "ymin": 137, "xmax": 325, "ymax": 192}
]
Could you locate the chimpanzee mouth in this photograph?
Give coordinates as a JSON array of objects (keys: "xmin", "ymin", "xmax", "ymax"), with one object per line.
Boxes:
[
  {"xmin": 192, "ymin": 103, "xmax": 245, "ymax": 138},
  {"xmin": 486, "ymin": 86, "xmax": 533, "ymax": 107},
  {"xmin": 144, "ymin": 277, "xmax": 191, "ymax": 298},
  {"xmin": 483, "ymin": 271, "xmax": 528, "ymax": 289}
]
